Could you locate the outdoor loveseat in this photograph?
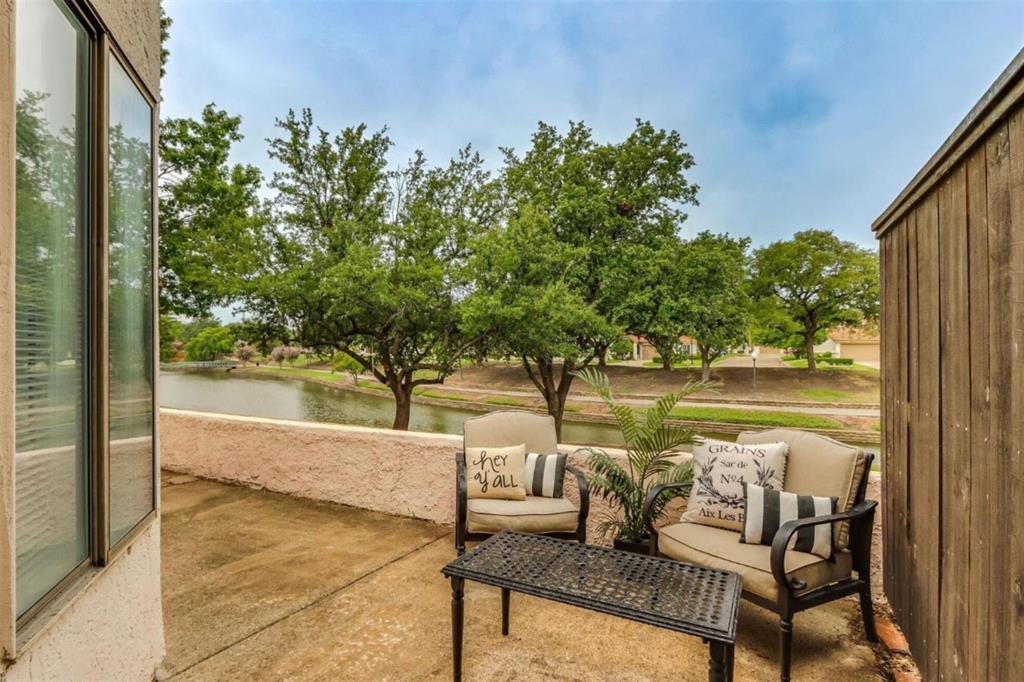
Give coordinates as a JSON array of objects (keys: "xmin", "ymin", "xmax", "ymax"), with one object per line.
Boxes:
[
  {"xmin": 455, "ymin": 411, "xmax": 589, "ymax": 555},
  {"xmin": 642, "ymin": 428, "xmax": 878, "ymax": 682}
]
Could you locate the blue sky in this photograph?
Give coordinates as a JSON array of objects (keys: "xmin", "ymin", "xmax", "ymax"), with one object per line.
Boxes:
[{"xmin": 162, "ymin": 0, "xmax": 1024, "ymax": 250}]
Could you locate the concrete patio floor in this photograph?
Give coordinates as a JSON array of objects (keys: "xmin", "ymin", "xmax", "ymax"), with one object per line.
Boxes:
[{"xmin": 160, "ymin": 473, "xmax": 882, "ymax": 681}]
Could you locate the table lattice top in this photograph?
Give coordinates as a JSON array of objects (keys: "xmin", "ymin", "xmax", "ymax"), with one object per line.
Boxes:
[{"xmin": 442, "ymin": 532, "xmax": 741, "ymax": 643}]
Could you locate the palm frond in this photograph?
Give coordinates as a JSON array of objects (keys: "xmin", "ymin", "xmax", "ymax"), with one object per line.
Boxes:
[{"xmin": 579, "ymin": 369, "xmax": 702, "ymax": 543}]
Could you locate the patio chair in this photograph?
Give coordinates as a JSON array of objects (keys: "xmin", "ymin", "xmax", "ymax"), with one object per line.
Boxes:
[
  {"xmin": 455, "ymin": 411, "xmax": 589, "ymax": 555},
  {"xmin": 642, "ymin": 429, "xmax": 877, "ymax": 682}
]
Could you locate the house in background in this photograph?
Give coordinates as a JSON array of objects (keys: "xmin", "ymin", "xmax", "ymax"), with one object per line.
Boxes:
[
  {"xmin": 814, "ymin": 324, "xmax": 881, "ymax": 363},
  {"xmin": 627, "ymin": 334, "xmax": 699, "ymax": 361},
  {"xmin": 1, "ymin": 0, "xmax": 164, "ymax": 678}
]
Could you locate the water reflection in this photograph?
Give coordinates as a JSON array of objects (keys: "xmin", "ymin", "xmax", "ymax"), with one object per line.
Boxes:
[{"xmin": 160, "ymin": 371, "xmax": 881, "ymax": 463}]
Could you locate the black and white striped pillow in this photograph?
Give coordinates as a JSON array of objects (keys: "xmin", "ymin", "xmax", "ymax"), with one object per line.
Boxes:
[
  {"xmin": 524, "ymin": 453, "xmax": 567, "ymax": 497},
  {"xmin": 740, "ymin": 484, "xmax": 837, "ymax": 559}
]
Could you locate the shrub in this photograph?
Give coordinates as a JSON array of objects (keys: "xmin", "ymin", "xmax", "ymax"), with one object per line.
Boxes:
[
  {"xmin": 235, "ymin": 341, "xmax": 256, "ymax": 366},
  {"xmin": 822, "ymin": 357, "xmax": 854, "ymax": 366}
]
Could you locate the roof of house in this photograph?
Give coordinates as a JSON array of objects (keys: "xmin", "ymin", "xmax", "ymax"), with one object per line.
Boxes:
[{"xmin": 828, "ymin": 324, "xmax": 880, "ymax": 344}]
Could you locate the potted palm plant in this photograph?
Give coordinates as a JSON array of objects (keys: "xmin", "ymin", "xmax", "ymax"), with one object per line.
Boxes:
[{"xmin": 573, "ymin": 368, "xmax": 709, "ymax": 554}]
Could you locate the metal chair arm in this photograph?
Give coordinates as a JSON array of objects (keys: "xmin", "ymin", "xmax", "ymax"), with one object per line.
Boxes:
[
  {"xmin": 642, "ymin": 482, "xmax": 692, "ymax": 555},
  {"xmin": 770, "ymin": 499, "xmax": 879, "ymax": 591}
]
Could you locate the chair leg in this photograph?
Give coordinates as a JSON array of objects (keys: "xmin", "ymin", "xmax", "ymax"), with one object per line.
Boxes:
[
  {"xmin": 455, "ymin": 524, "xmax": 466, "ymax": 556},
  {"xmin": 859, "ymin": 583, "xmax": 878, "ymax": 642},
  {"xmin": 576, "ymin": 523, "xmax": 586, "ymax": 544},
  {"xmin": 779, "ymin": 616, "xmax": 793, "ymax": 682}
]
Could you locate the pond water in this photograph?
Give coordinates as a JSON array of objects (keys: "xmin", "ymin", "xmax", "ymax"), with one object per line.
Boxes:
[{"xmin": 159, "ymin": 371, "xmax": 880, "ymax": 460}]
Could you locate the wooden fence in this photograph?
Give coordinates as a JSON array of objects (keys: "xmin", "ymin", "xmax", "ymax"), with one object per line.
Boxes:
[{"xmin": 873, "ymin": 48, "xmax": 1024, "ymax": 681}]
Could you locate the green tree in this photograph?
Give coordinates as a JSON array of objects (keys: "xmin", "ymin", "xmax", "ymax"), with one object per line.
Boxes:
[
  {"xmin": 160, "ymin": 8, "xmax": 172, "ymax": 77},
  {"xmin": 159, "ymin": 314, "xmax": 184, "ymax": 362},
  {"xmin": 332, "ymin": 351, "xmax": 364, "ymax": 381},
  {"xmin": 676, "ymin": 232, "xmax": 751, "ymax": 381},
  {"xmin": 464, "ymin": 208, "xmax": 617, "ymax": 438},
  {"xmin": 470, "ymin": 120, "xmax": 698, "ymax": 435},
  {"xmin": 244, "ymin": 110, "xmax": 501, "ymax": 429},
  {"xmin": 159, "ymin": 105, "xmax": 266, "ymax": 317},
  {"xmin": 501, "ymin": 120, "xmax": 699, "ymax": 369},
  {"xmin": 617, "ymin": 240, "xmax": 686, "ymax": 370},
  {"xmin": 749, "ymin": 229, "xmax": 879, "ymax": 370},
  {"xmin": 180, "ymin": 316, "xmax": 220, "ymax": 343},
  {"xmin": 184, "ymin": 326, "xmax": 236, "ymax": 361},
  {"xmin": 227, "ymin": 319, "xmax": 287, "ymax": 357}
]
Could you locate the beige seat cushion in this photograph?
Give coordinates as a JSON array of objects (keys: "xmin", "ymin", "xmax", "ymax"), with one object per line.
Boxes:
[
  {"xmin": 738, "ymin": 429, "xmax": 868, "ymax": 549},
  {"xmin": 658, "ymin": 522, "xmax": 852, "ymax": 601},
  {"xmin": 464, "ymin": 411, "xmax": 558, "ymax": 454},
  {"xmin": 467, "ymin": 496, "xmax": 579, "ymax": 534}
]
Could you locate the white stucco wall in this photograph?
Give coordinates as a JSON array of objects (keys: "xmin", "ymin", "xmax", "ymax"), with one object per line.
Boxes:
[{"xmin": 1, "ymin": 522, "xmax": 164, "ymax": 682}]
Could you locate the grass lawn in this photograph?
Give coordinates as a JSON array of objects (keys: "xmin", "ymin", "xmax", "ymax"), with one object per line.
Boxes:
[
  {"xmin": 484, "ymin": 396, "xmax": 529, "ymax": 407},
  {"xmin": 355, "ymin": 380, "xmax": 391, "ymax": 392},
  {"xmin": 785, "ymin": 359, "xmax": 879, "ymax": 374},
  {"xmin": 418, "ymin": 389, "xmax": 469, "ymax": 401},
  {"xmin": 255, "ymin": 366, "xmax": 343, "ymax": 382},
  {"xmin": 667, "ymin": 405, "xmax": 843, "ymax": 430}
]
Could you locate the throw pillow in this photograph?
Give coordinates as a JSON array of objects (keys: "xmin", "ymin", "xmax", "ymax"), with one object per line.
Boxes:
[
  {"xmin": 465, "ymin": 444, "xmax": 527, "ymax": 500},
  {"xmin": 682, "ymin": 439, "xmax": 788, "ymax": 531},
  {"xmin": 524, "ymin": 452, "xmax": 567, "ymax": 497},
  {"xmin": 740, "ymin": 483, "xmax": 837, "ymax": 559}
]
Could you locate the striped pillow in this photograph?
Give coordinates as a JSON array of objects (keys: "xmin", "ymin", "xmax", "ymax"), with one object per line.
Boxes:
[
  {"xmin": 740, "ymin": 484, "xmax": 838, "ymax": 559},
  {"xmin": 524, "ymin": 453, "xmax": 567, "ymax": 498}
]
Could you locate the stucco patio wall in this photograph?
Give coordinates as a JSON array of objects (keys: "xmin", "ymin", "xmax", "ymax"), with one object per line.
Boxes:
[{"xmin": 160, "ymin": 408, "xmax": 882, "ymax": 585}]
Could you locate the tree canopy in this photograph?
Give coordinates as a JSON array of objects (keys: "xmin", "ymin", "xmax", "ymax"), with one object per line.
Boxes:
[
  {"xmin": 749, "ymin": 229, "xmax": 879, "ymax": 370},
  {"xmin": 159, "ymin": 104, "xmax": 266, "ymax": 317},
  {"xmin": 242, "ymin": 109, "xmax": 502, "ymax": 429}
]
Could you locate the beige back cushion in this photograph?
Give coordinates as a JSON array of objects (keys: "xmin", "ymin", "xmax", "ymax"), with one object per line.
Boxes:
[
  {"xmin": 737, "ymin": 429, "xmax": 867, "ymax": 549},
  {"xmin": 464, "ymin": 411, "xmax": 558, "ymax": 454}
]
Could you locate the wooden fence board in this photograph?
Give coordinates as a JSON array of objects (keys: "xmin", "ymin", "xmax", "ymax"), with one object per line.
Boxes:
[
  {"xmin": 986, "ymin": 121, "xmax": 1013, "ymax": 682},
  {"xmin": 938, "ymin": 167, "xmax": 970, "ymax": 681},
  {"xmin": 1006, "ymin": 106, "xmax": 1024, "ymax": 680},
  {"xmin": 915, "ymin": 194, "xmax": 942, "ymax": 679},
  {"xmin": 965, "ymin": 143, "xmax": 991, "ymax": 682}
]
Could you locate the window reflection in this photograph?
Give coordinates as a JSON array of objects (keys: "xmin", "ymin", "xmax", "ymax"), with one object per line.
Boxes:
[
  {"xmin": 13, "ymin": 0, "xmax": 90, "ymax": 616},
  {"xmin": 108, "ymin": 57, "xmax": 155, "ymax": 545}
]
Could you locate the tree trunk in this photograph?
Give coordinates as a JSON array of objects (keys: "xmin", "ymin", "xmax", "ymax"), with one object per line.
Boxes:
[
  {"xmin": 804, "ymin": 333, "xmax": 817, "ymax": 371},
  {"xmin": 700, "ymin": 345, "xmax": 713, "ymax": 382},
  {"xmin": 390, "ymin": 381, "xmax": 413, "ymax": 430},
  {"xmin": 595, "ymin": 342, "xmax": 609, "ymax": 368},
  {"xmin": 662, "ymin": 354, "xmax": 673, "ymax": 370},
  {"xmin": 546, "ymin": 396, "xmax": 564, "ymax": 441}
]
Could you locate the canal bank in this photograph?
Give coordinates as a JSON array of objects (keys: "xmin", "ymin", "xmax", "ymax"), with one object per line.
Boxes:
[{"xmin": 160, "ymin": 370, "xmax": 881, "ymax": 461}]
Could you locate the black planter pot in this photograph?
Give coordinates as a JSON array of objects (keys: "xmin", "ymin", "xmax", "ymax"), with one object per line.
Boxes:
[{"xmin": 613, "ymin": 535, "xmax": 652, "ymax": 555}]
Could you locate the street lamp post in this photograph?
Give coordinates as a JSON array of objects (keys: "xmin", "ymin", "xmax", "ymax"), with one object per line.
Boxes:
[{"xmin": 751, "ymin": 347, "xmax": 760, "ymax": 399}]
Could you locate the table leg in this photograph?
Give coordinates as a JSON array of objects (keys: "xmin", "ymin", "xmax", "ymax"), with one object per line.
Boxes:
[
  {"xmin": 708, "ymin": 640, "xmax": 727, "ymax": 682},
  {"xmin": 501, "ymin": 587, "xmax": 510, "ymax": 636},
  {"xmin": 725, "ymin": 642, "xmax": 735, "ymax": 682},
  {"xmin": 451, "ymin": 577, "xmax": 464, "ymax": 682}
]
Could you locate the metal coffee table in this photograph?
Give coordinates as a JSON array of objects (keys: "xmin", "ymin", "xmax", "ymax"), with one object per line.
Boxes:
[{"xmin": 441, "ymin": 532, "xmax": 742, "ymax": 681}]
